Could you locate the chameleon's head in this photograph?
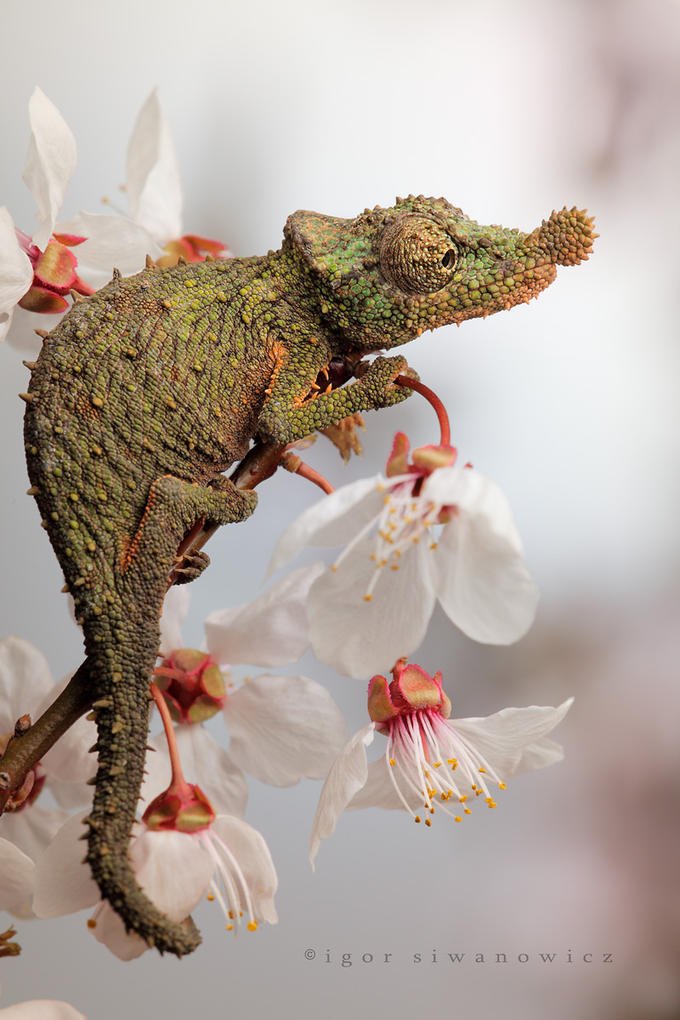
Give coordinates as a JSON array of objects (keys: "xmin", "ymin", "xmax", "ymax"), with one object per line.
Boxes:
[{"xmin": 284, "ymin": 196, "xmax": 595, "ymax": 349}]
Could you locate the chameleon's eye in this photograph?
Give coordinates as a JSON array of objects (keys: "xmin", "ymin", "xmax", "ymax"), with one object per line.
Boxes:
[{"xmin": 379, "ymin": 214, "xmax": 458, "ymax": 293}]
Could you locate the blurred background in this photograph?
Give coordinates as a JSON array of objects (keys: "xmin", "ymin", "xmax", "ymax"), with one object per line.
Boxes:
[{"xmin": 1, "ymin": 0, "xmax": 679, "ymax": 1017}]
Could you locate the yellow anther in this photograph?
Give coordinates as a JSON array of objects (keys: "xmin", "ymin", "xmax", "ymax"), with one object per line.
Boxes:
[
  {"xmin": 464, "ymin": 808, "xmax": 472, "ymax": 815},
  {"xmin": 247, "ymin": 921, "xmax": 258, "ymax": 932},
  {"xmin": 486, "ymin": 798, "xmax": 497, "ymax": 809},
  {"xmin": 414, "ymin": 815, "xmax": 422, "ymax": 824},
  {"xmin": 226, "ymin": 924, "xmax": 234, "ymax": 931},
  {"xmin": 207, "ymin": 894, "xmax": 215, "ymax": 902},
  {"xmin": 454, "ymin": 816, "xmax": 462, "ymax": 823},
  {"xmin": 363, "ymin": 594, "xmax": 373, "ymax": 602},
  {"xmin": 228, "ymin": 910, "xmax": 235, "ymax": 919},
  {"xmin": 459, "ymin": 795, "xmax": 468, "ymax": 803},
  {"xmin": 498, "ymin": 782, "xmax": 507, "ymax": 790},
  {"xmin": 429, "ymin": 542, "xmax": 438, "ymax": 550},
  {"xmin": 432, "ymin": 762, "xmax": 442, "ymax": 768},
  {"xmin": 478, "ymin": 767, "xmax": 486, "ymax": 774},
  {"xmin": 389, "ymin": 758, "xmax": 396, "ymax": 766},
  {"xmin": 425, "ymin": 818, "xmax": 432, "ymax": 827},
  {"xmin": 86, "ymin": 918, "xmax": 97, "ymax": 929}
]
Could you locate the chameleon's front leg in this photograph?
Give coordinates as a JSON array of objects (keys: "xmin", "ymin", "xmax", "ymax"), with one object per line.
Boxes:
[{"xmin": 258, "ymin": 345, "xmax": 417, "ymax": 446}]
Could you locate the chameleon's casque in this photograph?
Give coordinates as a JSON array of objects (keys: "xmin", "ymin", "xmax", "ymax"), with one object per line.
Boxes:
[{"xmin": 20, "ymin": 196, "xmax": 594, "ymax": 955}]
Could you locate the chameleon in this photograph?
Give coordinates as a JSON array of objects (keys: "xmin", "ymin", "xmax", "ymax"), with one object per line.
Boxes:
[{"xmin": 18, "ymin": 195, "xmax": 594, "ymax": 956}]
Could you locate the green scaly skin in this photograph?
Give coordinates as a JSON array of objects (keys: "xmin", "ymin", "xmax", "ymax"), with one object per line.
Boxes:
[{"xmin": 20, "ymin": 196, "xmax": 594, "ymax": 955}]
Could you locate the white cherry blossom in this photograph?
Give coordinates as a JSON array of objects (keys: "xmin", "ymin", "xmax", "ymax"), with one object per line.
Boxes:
[
  {"xmin": 270, "ymin": 433, "xmax": 539, "ymax": 678},
  {"xmin": 0, "ymin": 637, "xmax": 95, "ymax": 916},
  {"xmin": 310, "ymin": 657, "xmax": 572, "ymax": 865},
  {"xmin": 33, "ymin": 810, "xmax": 277, "ymax": 960},
  {"xmin": 153, "ymin": 566, "xmax": 346, "ymax": 812}
]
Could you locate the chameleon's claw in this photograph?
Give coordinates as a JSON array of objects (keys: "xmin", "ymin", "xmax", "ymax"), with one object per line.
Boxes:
[{"xmin": 171, "ymin": 549, "xmax": 210, "ymax": 586}]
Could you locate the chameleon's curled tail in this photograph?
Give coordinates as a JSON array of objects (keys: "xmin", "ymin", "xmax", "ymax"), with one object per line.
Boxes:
[{"xmin": 83, "ymin": 635, "xmax": 200, "ymax": 957}]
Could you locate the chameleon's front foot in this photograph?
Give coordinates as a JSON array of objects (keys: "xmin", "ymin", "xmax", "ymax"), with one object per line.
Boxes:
[
  {"xmin": 172, "ymin": 549, "xmax": 210, "ymax": 585},
  {"xmin": 355, "ymin": 355, "xmax": 419, "ymax": 409}
]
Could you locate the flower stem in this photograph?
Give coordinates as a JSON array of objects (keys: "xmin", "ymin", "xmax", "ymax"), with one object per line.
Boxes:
[
  {"xmin": 395, "ymin": 375, "xmax": 451, "ymax": 447},
  {"xmin": 149, "ymin": 682, "xmax": 191, "ymax": 797},
  {"xmin": 281, "ymin": 452, "xmax": 335, "ymax": 494}
]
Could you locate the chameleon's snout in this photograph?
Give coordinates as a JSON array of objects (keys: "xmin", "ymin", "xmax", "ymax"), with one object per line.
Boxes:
[{"xmin": 527, "ymin": 207, "xmax": 597, "ymax": 267}]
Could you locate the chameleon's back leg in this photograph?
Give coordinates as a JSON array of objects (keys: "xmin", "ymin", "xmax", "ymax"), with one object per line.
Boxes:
[{"xmin": 84, "ymin": 474, "xmax": 256, "ymax": 956}]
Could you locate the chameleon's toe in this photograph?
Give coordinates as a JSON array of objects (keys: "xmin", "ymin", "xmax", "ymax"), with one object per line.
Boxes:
[{"xmin": 172, "ymin": 550, "xmax": 211, "ymax": 585}]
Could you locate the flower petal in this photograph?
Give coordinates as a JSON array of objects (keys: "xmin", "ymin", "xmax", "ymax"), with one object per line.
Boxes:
[
  {"xmin": 33, "ymin": 814, "xmax": 99, "ymax": 918},
  {"xmin": 309, "ymin": 723, "xmax": 374, "ymax": 867},
  {"xmin": 452, "ymin": 698, "xmax": 573, "ymax": 777},
  {"xmin": 0, "ymin": 837, "xmax": 35, "ymax": 917},
  {"xmin": 224, "ymin": 674, "xmax": 347, "ymax": 786},
  {"xmin": 268, "ymin": 476, "xmax": 383, "ymax": 573},
  {"xmin": 0, "ymin": 1000, "xmax": 86, "ymax": 1020},
  {"xmin": 90, "ymin": 901, "xmax": 148, "ymax": 961},
  {"xmin": 130, "ymin": 828, "xmax": 214, "ymax": 920},
  {"xmin": 56, "ymin": 212, "xmax": 162, "ymax": 290},
  {"xmin": 126, "ymin": 89, "xmax": 183, "ymax": 243},
  {"xmin": 429, "ymin": 470, "xmax": 539, "ymax": 644},
  {"xmin": 174, "ymin": 727, "xmax": 248, "ymax": 816},
  {"xmin": 0, "ymin": 208, "xmax": 33, "ymax": 338},
  {"xmin": 158, "ymin": 585, "xmax": 191, "ymax": 657},
  {"xmin": 307, "ymin": 536, "xmax": 436, "ymax": 678},
  {"xmin": 210, "ymin": 815, "xmax": 278, "ymax": 923},
  {"xmin": 205, "ymin": 563, "xmax": 323, "ymax": 668},
  {"xmin": 348, "ymin": 756, "xmax": 414, "ymax": 811},
  {"xmin": 39, "ymin": 674, "xmax": 96, "ymax": 785},
  {"xmin": 0, "ymin": 804, "xmax": 68, "ymax": 864},
  {"xmin": 0, "ymin": 636, "xmax": 55, "ymax": 728},
  {"xmin": 23, "ymin": 88, "xmax": 76, "ymax": 251}
]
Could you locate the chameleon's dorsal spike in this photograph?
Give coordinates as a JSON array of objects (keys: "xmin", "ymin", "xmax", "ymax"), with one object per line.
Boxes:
[
  {"xmin": 177, "ymin": 255, "xmax": 187, "ymax": 265},
  {"xmin": 70, "ymin": 289, "xmax": 85, "ymax": 302},
  {"xmin": 111, "ymin": 268, "xmax": 122, "ymax": 282},
  {"xmin": 22, "ymin": 360, "xmax": 37, "ymax": 371},
  {"xmin": 60, "ymin": 583, "xmax": 70, "ymax": 593},
  {"xmin": 145, "ymin": 254, "xmax": 156, "ymax": 269},
  {"xmin": 18, "ymin": 392, "xmax": 34, "ymax": 403},
  {"xmin": 204, "ymin": 253, "xmax": 215, "ymax": 261},
  {"xmin": 34, "ymin": 328, "xmax": 49, "ymax": 339},
  {"xmin": 26, "ymin": 486, "xmax": 40, "ymax": 496}
]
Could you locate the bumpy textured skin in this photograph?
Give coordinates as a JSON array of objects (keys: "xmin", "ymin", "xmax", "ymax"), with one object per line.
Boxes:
[{"xmin": 22, "ymin": 196, "xmax": 594, "ymax": 955}]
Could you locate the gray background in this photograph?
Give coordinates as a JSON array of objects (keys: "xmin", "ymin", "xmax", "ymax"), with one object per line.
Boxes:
[{"xmin": 1, "ymin": 1, "xmax": 680, "ymax": 1018}]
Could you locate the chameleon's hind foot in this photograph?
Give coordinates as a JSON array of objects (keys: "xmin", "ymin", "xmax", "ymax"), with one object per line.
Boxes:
[{"xmin": 172, "ymin": 549, "xmax": 210, "ymax": 585}]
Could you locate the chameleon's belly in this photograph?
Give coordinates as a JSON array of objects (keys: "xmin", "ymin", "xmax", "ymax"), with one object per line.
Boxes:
[{"xmin": 24, "ymin": 259, "xmax": 271, "ymax": 603}]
